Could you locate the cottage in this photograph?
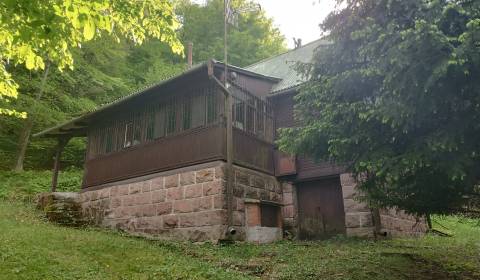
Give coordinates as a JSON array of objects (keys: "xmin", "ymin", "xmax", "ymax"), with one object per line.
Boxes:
[{"xmin": 37, "ymin": 39, "xmax": 426, "ymax": 242}]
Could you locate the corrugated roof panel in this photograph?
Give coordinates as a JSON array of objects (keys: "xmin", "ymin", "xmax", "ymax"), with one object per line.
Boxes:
[{"xmin": 245, "ymin": 39, "xmax": 329, "ymax": 92}]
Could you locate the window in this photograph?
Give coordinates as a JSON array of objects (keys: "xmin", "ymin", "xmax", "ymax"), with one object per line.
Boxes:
[{"xmin": 133, "ymin": 113, "xmax": 143, "ymax": 146}]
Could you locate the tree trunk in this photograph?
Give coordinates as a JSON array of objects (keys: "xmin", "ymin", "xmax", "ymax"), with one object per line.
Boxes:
[{"xmin": 13, "ymin": 62, "xmax": 50, "ymax": 172}]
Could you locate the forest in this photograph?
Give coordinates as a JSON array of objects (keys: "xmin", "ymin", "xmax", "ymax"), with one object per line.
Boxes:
[{"xmin": 0, "ymin": 0, "xmax": 286, "ymax": 171}]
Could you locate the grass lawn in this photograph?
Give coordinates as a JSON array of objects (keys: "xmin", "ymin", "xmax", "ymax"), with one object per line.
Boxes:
[{"xmin": 0, "ymin": 200, "xmax": 479, "ymax": 280}]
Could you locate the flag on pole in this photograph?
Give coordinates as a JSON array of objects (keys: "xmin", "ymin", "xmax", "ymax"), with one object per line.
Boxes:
[{"xmin": 225, "ymin": 0, "xmax": 238, "ymax": 27}]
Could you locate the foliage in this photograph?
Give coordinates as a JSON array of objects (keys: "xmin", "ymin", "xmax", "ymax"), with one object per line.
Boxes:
[
  {"xmin": 0, "ymin": 0, "xmax": 183, "ymax": 116},
  {"xmin": 0, "ymin": 169, "xmax": 83, "ymax": 202},
  {"xmin": 176, "ymin": 0, "xmax": 287, "ymax": 67},
  {"xmin": 279, "ymin": 0, "xmax": 480, "ymax": 216},
  {"xmin": 1, "ymin": 198, "xmax": 479, "ymax": 279}
]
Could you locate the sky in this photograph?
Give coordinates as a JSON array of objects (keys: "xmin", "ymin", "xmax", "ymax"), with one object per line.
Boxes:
[
  {"xmin": 255, "ymin": 0, "xmax": 337, "ymax": 48},
  {"xmin": 192, "ymin": 0, "xmax": 338, "ymax": 48}
]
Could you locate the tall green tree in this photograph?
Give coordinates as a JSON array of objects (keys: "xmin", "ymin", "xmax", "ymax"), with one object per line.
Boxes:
[
  {"xmin": 176, "ymin": 0, "xmax": 286, "ymax": 67},
  {"xmin": 0, "ymin": 0, "xmax": 183, "ymax": 171},
  {"xmin": 279, "ymin": 0, "xmax": 480, "ymax": 216}
]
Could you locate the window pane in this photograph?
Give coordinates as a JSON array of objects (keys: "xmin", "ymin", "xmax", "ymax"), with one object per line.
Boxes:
[{"xmin": 233, "ymin": 98, "xmax": 245, "ymax": 129}]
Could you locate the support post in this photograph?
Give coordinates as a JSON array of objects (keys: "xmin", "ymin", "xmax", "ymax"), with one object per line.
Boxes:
[{"xmin": 51, "ymin": 136, "xmax": 70, "ymax": 192}]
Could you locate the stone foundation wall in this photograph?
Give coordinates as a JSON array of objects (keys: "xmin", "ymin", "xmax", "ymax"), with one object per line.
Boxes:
[
  {"xmin": 231, "ymin": 165, "xmax": 283, "ymax": 241},
  {"xmin": 340, "ymin": 173, "xmax": 375, "ymax": 237},
  {"xmin": 340, "ymin": 173, "xmax": 427, "ymax": 238},
  {"xmin": 79, "ymin": 162, "xmax": 228, "ymax": 242},
  {"xmin": 281, "ymin": 181, "xmax": 297, "ymax": 237},
  {"xmin": 379, "ymin": 208, "xmax": 427, "ymax": 237}
]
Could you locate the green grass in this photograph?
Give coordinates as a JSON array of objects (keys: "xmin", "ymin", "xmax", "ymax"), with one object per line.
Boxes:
[
  {"xmin": 1, "ymin": 170, "xmax": 479, "ymax": 279},
  {"xmin": 0, "ymin": 169, "xmax": 83, "ymax": 202}
]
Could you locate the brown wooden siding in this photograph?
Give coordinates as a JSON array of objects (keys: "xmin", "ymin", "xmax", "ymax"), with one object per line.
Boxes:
[
  {"xmin": 83, "ymin": 125, "xmax": 226, "ymax": 188},
  {"xmin": 271, "ymin": 90, "xmax": 346, "ymax": 181},
  {"xmin": 233, "ymin": 128, "xmax": 274, "ymax": 174}
]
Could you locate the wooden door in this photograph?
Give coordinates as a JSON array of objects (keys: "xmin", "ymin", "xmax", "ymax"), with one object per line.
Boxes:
[{"xmin": 297, "ymin": 177, "xmax": 346, "ymax": 240}]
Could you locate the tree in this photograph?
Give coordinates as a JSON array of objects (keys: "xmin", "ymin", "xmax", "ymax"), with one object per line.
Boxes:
[
  {"xmin": 176, "ymin": 0, "xmax": 286, "ymax": 67},
  {"xmin": 278, "ymin": 0, "xmax": 480, "ymax": 216},
  {"xmin": 0, "ymin": 0, "xmax": 183, "ymax": 171}
]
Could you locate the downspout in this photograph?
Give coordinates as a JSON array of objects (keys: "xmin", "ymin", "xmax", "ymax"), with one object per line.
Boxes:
[{"xmin": 208, "ymin": 60, "xmax": 235, "ymax": 238}]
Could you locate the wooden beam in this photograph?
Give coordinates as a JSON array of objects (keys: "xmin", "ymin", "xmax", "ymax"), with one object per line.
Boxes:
[{"xmin": 51, "ymin": 136, "xmax": 71, "ymax": 192}]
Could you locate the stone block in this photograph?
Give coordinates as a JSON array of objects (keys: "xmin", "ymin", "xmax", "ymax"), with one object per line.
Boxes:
[
  {"xmin": 282, "ymin": 182, "xmax": 293, "ymax": 193},
  {"xmin": 345, "ymin": 213, "xmax": 362, "ymax": 228},
  {"xmin": 140, "ymin": 204, "xmax": 156, "ymax": 217},
  {"xmin": 340, "ymin": 173, "xmax": 356, "ymax": 187},
  {"xmin": 110, "ymin": 186, "xmax": 119, "ymax": 197},
  {"xmin": 111, "ymin": 197, "xmax": 122, "ymax": 208},
  {"xmin": 214, "ymin": 165, "xmax": 225, "ymax": 179},
  {"xmin": 254, "ymin": 176, "xmax": 266, "ymax": 189},
  {"xmin": 156, "ymin": 202, "xmax": 173, "ymax": 215},
  {"xmin": 245, "ymin": 187, "xmax": 260, "ymax": 200},
  {"xmin": 165, "ymin": 174, "xmax": 179, "ymax": 188},
  {"xmin": 141, "ymin": 180, "xmax": 151, "ymax": 192},
  {"xmin": 342, "ymin": 186, "xmax": 356, "ymax": 199},
  {"xmin": 151, "ymin": 177, "xmax": 164, "ymax": 190},
  {"xmin": 196, "ymin": 168, "xmax": 214, "ymax": 183},
  {"xmin": 283, "ymin": 192, "xmax": 293, "ymax": 205},
  {"xmin": 180, "ymin": 171, "xmax": 196, "ymax": 186},
  {"xmin": 122, "ymin": 195, "xmax": 136, "ymax": 207},
  {"xmin": 179, "ymin": 213, "xmax": 197, "ymax": 227},
  {"xmin": 233, "ymin": 185, "xmax": 245, "ymax": 197},
  {"xmin": 343, "ymin": 198, "xmax": 370, "ymax": 213},
  {"xmin": 135, "ymin": 193, "xmax": 151, "ymax": 205},
  {"xmin": 151, "ymin": 190, "xmax": 166, "ymax": 203},
  {"xmin": 233, "ymin": 210, "xmax": 244, "ymax": 226},
  {"xmin": 213, "ymin": 194, "xmax": 226, "ymax": 209},
  {"xmin": 99, "ymin": 188, "xmax": 110, "ymax": 199},
  {"xmin": 118, "ymin": 185, "xmax": 130, "ymax": 196},
  {"xmin": 185, "ymin": 184, "xmax": 203, "ymax": 198},
  {"xmin": 235, "ymin": 170, "xmax": 250, "ymax": 186},
  {"xmin": 166, "ymin": 187, "xmax": 184, "ymax": 201},
  {"xmin": 129, "ymin": 183, "xmax": 142, "ymax": 194},
  {"xmin": 236, "ymin": 198, "xmax": 245, "ymax": 211},
  {"xmin": 174, "ymin": 200, "xmax": 193, "ymax": 213},
  {"xmin": 282, "ymin": 205, "xmax": 294, "ymax": 219},
  {"xmin": 346, "ymin": 227, "xmax": 374, "ymax": 238},
  {"xmin": 203, "ymin": 181, "xmax": 223, "ymax": 196},
  {"xmin": 163, "ymin": 215, "xmax": 178, "ymax": 228},
  {"xmin": 199, "ymin": 196, "xmax": 213, "ymax": 211}
]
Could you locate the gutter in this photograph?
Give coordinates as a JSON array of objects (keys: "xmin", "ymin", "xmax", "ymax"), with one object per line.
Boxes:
[{"xmin": 207, "ymin": 60, "xmax": 236, "ymax": 239}]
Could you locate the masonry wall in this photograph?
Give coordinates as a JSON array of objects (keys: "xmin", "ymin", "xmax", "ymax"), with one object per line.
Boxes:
[
  {"xmin": 231, "ymin": 165, "xmax": 283, "ymax": 242},
  {"xmin": 340, "ymin": 173, "xmax": 427, "ymax": 238},
  {"xmin": 379, "ymin": 208, "xmax": 427, "ymax": 237},
  {"xmin": 281, "ymin": 181, "xmax": 297, "ymax": 237},
  {"xmin": 79, "ymin": 162, "xmax": 228, "ymax": 242}
]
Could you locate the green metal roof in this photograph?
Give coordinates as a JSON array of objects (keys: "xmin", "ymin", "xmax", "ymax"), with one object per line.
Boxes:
[{"xmin": 246, "ymin": 39, "xmax": 330, "ymax": 93}]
